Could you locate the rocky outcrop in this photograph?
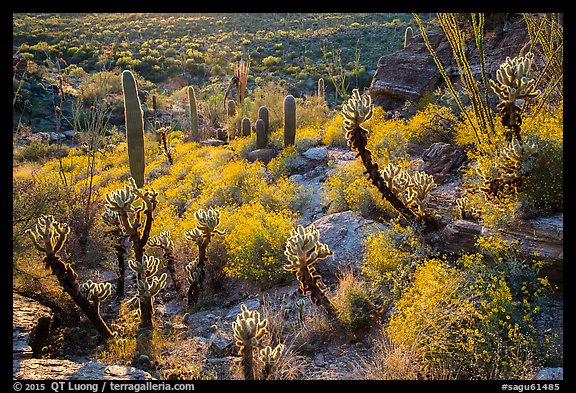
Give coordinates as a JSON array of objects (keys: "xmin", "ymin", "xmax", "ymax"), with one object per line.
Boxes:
[
  {"xmin": 440, "ymin": 213, "xmax": 563, "ymax": 286},
  {"xmin": 13, "ymin": 294, "xmax": 54, "ymax": 360},
  {"xmin": 369, "ymin": 14, "xmax": 533, "ymax": 111},
  {"xmin": 13, "ymin": 358, "xmax": 155, "ymax": 380}
]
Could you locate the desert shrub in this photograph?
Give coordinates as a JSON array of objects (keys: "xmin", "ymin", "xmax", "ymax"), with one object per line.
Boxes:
[
  {"xmin": 221, "ymin": 201, "xmax": 295, "ymax": 286},
  {"xmin": 331, "ymin": 270, "xmax": 376, "ymax": 332},
  {"xmin": 403, "ymin": 103, "xmax": 458, "ymax": 147},
  {"xmin": 267, "ymin": 145, "xmax": 301, "ymax": 180},
  {"xmin": 362, "ymin": 219, "xmax": 430, "ymax": 302},
  {"xmin": 321, "ymin": 115, "xmax": 348, "ymax": 147},
  {"xmin": 385, "ymin": 236, "xmax": 555, "ymax": 379},
  {"xmin": 15, "ymin": 142, "xmax": 70, "ymax": 163}
]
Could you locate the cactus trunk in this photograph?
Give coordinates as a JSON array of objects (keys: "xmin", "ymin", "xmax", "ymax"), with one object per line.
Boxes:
[
  {"xmin": 255, "ymin": 118, "xmax": 267, "ymax": 149},
  {"xmin": 188, "ymin": 86, "xmax": 200, "ymax": 142},
  {"xmin": 121, "ymin": 70, "xmax": 145, "ymax": 188},
  {"xmin": 283, "ymin": 95, "xmax": 296, "ymax": 147}
]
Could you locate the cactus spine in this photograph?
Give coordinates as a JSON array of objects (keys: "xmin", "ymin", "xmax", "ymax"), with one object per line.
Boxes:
[
  {"xmin": 121, "ymin": 70, "xmax": 145, "ymax": 188},
  {"xmin": 255, "ymin": 118, "xmax": 267, "ymax": 149},
  {"xmin": 283, "ymin": 95, "xmax": 296, "ymax": 147},
  {"xmin": 188, "ymin": 86, "xmax": 200, "ymax": 142},
  {"xmin": 241, "ymin": 117, "xmax": 251, "ymax": 137},
  {"xmin": 26, "ymin": 216, "xmax": 113, "ymax": 339}
]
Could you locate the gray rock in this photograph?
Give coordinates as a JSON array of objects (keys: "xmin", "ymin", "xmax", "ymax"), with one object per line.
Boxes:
[
  {"xmin": 303, "ymin": 146, "xmax": 328, "ymax": 161},
  {"xmin": 246, "ymin": 148, "xmax": 277, "ymax": 165},
  {"xmin": 50, "ymin": 132, "xmax": 65, "ymax": 141},
  {"xmin": 63, "ymin": 130, "xmax": 77, "ymax": 138},
  {"xmin": 310, "ymin": 210, "xmax": 387, "ymax": 279},
  {"xmin": 13, "ymin": 358, "xmax": 155, "ymax": 380},
  {"xmin": 534, "ymin": 367, "xmax": 563, "ymax": 380},
  {"xmin": 224, "ymin": 298, "xmax": 260, "ymax": 321}
]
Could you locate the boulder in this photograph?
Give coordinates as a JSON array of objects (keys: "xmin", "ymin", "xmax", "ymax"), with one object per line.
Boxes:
[
  {"xmin": 13, "ymin": 294, "xmax": 53, "ymax": 360},
  {"xmin": 303, "ymin": 146, "xmax": 329, "ymax": 161},
  {"xmin": 369, "ymin": 14, "xmax": 535, "ymax": 111},
  {"xmin": 246, "ymin": 148, "xmax": 278, "ymax": 165},
  {"xmin": 310, "ymin": 210, "xmax": 387, "ymax": 279}
]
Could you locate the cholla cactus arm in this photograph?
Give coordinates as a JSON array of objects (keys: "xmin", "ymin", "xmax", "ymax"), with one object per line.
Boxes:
[
  {"xmin": 490, "ymin": 53, "xmax": 540, "ymax": 103},
  {"xmin": 137, "ymin": 272, "xmax": 167, "ymax": 299},
  {"xmin": 80, "ymin": 280, "xmax": 112, "ymax": 305},
  {"xmin": 185, "ymin": 259, "xmax": 201, "ymax": 285},
  {"xmin": 25, "ymin": 215, "xmax": 70, "ymax": 257},
  {"xmin": 232, "ymin": 304, "xmax": 268, "ymax": 380},
  {"xmin": 260, "ymin": 343, "xmax": 285, "ymax": 379},
  {"xmin": 128, "ymin": 255, "xmax": 160, "ymax": 279},
  {"xmin": 148, "ymin": 231, "xmax": 174, "ymax": 250},
  {"xmin": 341, "ymin": 89, "xmax": 373, "ymax": 134},
  {"xmin": 194, "ymin": 207, "xmax": 225, "ymax": 237},
  {"xmin": 184, "ymin": 227, "xmax": 203, "ymax": 246}
]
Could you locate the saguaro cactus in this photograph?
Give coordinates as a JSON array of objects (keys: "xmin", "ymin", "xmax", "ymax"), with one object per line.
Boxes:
[
  {"xmin": 283, "ymin": 95, "xmax": 296, "ymax": 147},
  {"xmin": 26, "ymin": 216, "xmax": 113, "ymax": 339},
  {"xmin": 317, "ymin": 78, "xmax": 325, "ymax": 98},
  {"xmin": 258, "ymin": 106, "xmax": 269, "ymax": 136},
  {"xmin": 232, "ymin": 304, "xmax": 269, "ymax": 380},
  {"xmin": 241, "ymin": 117, "xmax": 251, "ymax": 137},
  {"xmin": 227, "ymin": 99, "xmax": 237, "ymax": 139},
  {"xmin": 188, "ymin": 86, "xmax": 200, "ymax": 142},
  {"xmin": 255, "ymin": 118, "xmax": 267, "ymax": 149},
  {"xmin": 121, "ymin": 70, "xmax": 145, "ymax": 188},
  {"xmin": 283, "ymin": 224, "xmax": 335, "ymax": 317},
  {"xmin": 404, "ymin": 26, "xmax": 414, "ymax": 48}
]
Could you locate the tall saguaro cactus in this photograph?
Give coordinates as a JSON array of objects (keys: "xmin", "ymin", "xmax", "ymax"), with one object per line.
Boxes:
[
  {"xmin": 188, "ymin": 86, "xmax": 200, "ymax": 142},
  {"xmin": 241, "ymin": 117, "xmax": 251, "ymax": 137},
  {"xmin": 255, "ymin": 119, "xmax": 267, "ymax": 150},
  {"xmin": 121, "ymin": 70, "xmax": 145, "ymax": 188},
  {"xmin": 26, "ymin": 216, "xmax": 114, "ymax": 340},
  {"xmin": 283, "ymin": 95, "xmax": 297, "ymax": 147}
]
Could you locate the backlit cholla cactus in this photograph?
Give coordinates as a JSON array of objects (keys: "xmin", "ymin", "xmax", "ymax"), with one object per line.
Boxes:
[
  {"xmin": 183, "ymin": 207, "xmax": 225, "ymax": 309},
  {"xmin": 26, "ymin": 215, "xmax": 70, "ymax": 258},
  {"xmin": 454, "ymin": 195, "xmax": 481, "ymax": 221},
  {"xmin": 489, "ymin": 52, "xmax": 541, "ymax": 142},
  {"xmin": 479, "ymin": 138, "xmax": 538, "ymax": 197},
  {"xmin": 26, "ymin": 216, "xmax": 113, "ymax": 339},
  {"xmin": 342, "ymin": 89, "xmax": 422, "ymax": 227},
  {"xmin": 148, "ymin": 231, "xmax": 181, "ymax": 296},
  {"xmin": 80, "ymin": 280, "xmax": 112, "ymax": 319},
  {"xmin": 232, "ymin": 304, "xmax": 269, "ymax": 380},
  {"xmin": 382, "ymin": 163, "xmax": 437, "ymax": 217},
  {"xmin": 260, "ymin": 343, "xmax": 285, "ymax": 380},
  {"xmin": 128, "ymin": 255, "xmax": 167, "ymax": 330},
  {"xmin": 104, "ymin": 177, "xmax": 159, "ymax": 272},
  {"xmin": 284, "ymin": 225, "xmax": 335, "ymax": 316}
]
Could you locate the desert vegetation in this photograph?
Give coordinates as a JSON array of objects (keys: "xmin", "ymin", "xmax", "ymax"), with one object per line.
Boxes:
[{"xmin": 13, "ymin": 13, "xmax": 562, "ymax": 382}]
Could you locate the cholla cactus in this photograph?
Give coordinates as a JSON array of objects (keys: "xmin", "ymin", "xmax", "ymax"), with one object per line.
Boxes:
[
  {"xmin": 489, "ymin": 52, "xmax": 541, "ymax": 142},
  {"xmin": 260, "ymin": 344, "xmax": 285, "ymax": 379},
  {"xmin": 155, "ymin": 126, "xmax": 174, "ymax": 165},
  {"xmin": 454, "ymin": 196, "xmax": 481, "ymax": 220},
  {"xmin": 341, "ymin": 89, "xmax": 373, "ymax": 136},
  {"xmin": 341, "ymin": 89, "xmax": 422, "ymax": 227},
  {"xmin": 148, "ymin": 231, "xmax": 181, "ymax": 297},
  {"xmin": 26, "ymin": 215, "xmax": 70, "ymax": 258},
  {"xmin": 184, "ymin": 207, "xmax": 224, "ymax": 309},
  {"xmin": 480, "ymin": 138, "xmax": 538, "ymax": 197},
  {"xmin": 185, "ymin": 258, "xmax": 201, "ymax": 285},
  {"xmin": 408, "ymin": 171, "xmax": 437, "ymax": 216},
  {"xmin": 80, "ymin": 280, "xmax": 112, "ymax": 319},
  {"xmin": 80, "ymin": 280, "xmax": 112, "ymax": 304},
  {"xmin": 490, "ymin": 53, "xmax": 540, "ymax": 104},
  {"xmin": 194, "ymin": 207, "xmax": 225, "ymax": 237},
  {"xmin": 284, "ymin": 225, "xmax": 335, "ymax": 316},
  {"xmin": 232, "ymin": 304, "xmax": 269, "ymax": 380},
  {"xmin": 104, "ymin": 183, "xmax": 136, "ymax": 214},
  {"xmin": 129, "ymin": 255, "xmax": 167, "ymax": 330},
  {"xmin": 26, "ymin": 216, "xmax": 113, "ymax": 339},
  {"xmin": 100, "ymin": 210, "xmax": 127, "ymax": 297}
]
